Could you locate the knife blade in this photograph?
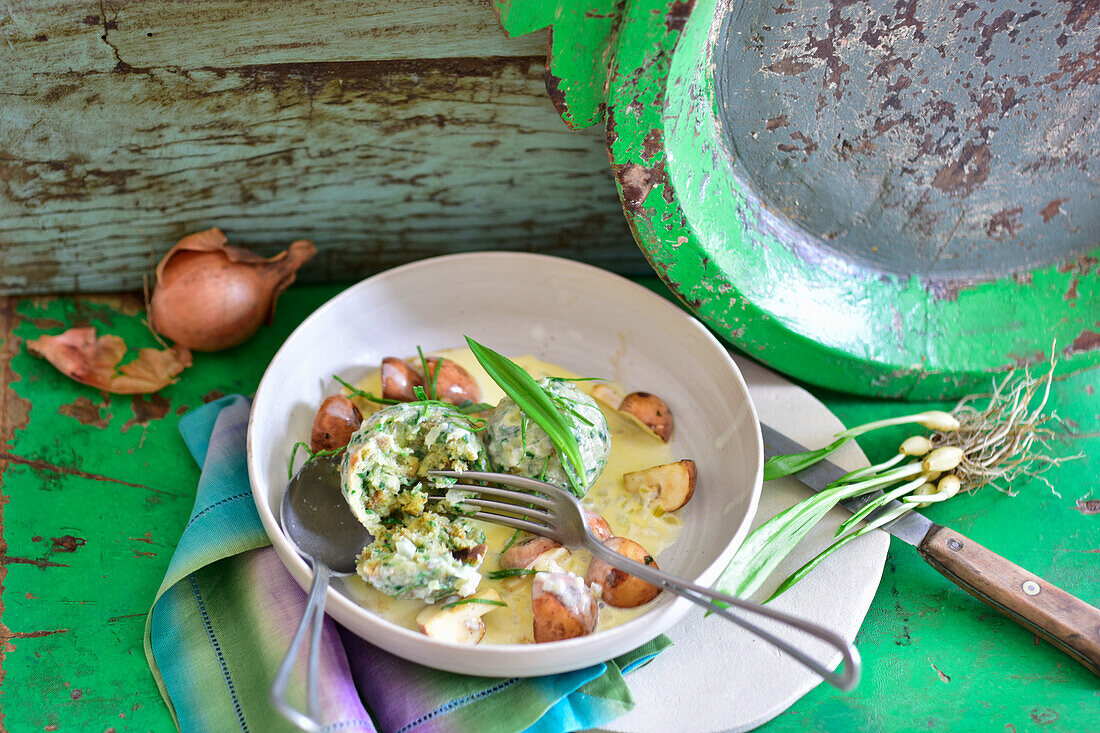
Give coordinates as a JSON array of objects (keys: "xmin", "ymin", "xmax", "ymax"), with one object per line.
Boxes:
[
  {"xmin": 760, "ymin": 424, "xmax": 933, "ymax": 547},
  {"xmin": 760, "ymin": 422, "xmax": 1100, "ymax": 677}
]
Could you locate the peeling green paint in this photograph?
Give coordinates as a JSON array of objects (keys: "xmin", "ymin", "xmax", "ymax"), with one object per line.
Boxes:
[
  {"xmin": 605, "ymin": 0, "xmax": 1100, "ymax": 399},
  {"xmin": 1, "ymin": 284, "xmax": 1097, "ymax": 730},
  {"xmin": 513, "ymin": 0, "xmax": 1100, "ymax": 399},
  {"xmin": 495, "ymin": 0, "xmax": 622, "ymax": 129}
]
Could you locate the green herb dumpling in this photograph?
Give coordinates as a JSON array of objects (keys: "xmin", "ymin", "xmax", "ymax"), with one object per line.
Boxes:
[
  {"xmin": 357, "ymin": 514, "xmax": 486, "ymax": 601},
  {"xmin": 341, "ymin": 402, "xmax": 486, "ymax": 531},
  {"xmin": 341, "ymin": 402, "xmax": 489, "ymax": 600},
  {"xmin": 486, "ymin": 378, "xmax": 611, "ymax": 493}
]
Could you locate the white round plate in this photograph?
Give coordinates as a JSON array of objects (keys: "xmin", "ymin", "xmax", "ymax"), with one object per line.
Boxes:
[
  {"xmin": 247, "ymin": 252, "xmax": 763, "ymax": 677},
  {"xmin": 603, "ymin": 357, "xmax": 890, "ymax": 732}
]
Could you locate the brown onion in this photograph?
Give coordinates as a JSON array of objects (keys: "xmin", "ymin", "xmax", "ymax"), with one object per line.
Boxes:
[{"xmin": 149, "ymin": 228, "xmax": 316, "ymax": 351}]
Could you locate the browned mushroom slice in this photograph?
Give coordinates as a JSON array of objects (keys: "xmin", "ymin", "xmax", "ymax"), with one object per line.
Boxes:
[
  {"xmin": 583, "ymin": 509, "xmax": 614, "ymax": 540},
  {"xmin": 499, "ymin": 536, "xmax": 569, "ymax": 570},
  {"xmin": 310, "ymin": 395, "xmax": 364, "ymax": 452},
  {"xmin": 415, "ymin": 589, "xmax": 504, "ymax": 644},
  {"xmin": 425, "ymin": 357, "xmax": 483, "ymax": 407},
  {"xmin": 623, "ymin": 459, "xmax": 697, "ymax": 512},
  {"xmin": 590, "ymin": 383, "xmax": 623, "ymax": 408},
  {"xmin": 381, "ymin": 357, "xmax": 424, "ymax": 402},
  {"xmin": 532, "ymin": 572, "xmax": 598, "ymax": 643},
  {"xmin": 453, "ymin": 543, "xmax": 488, "ymax": 565},
  {"xmin": 619, "ymin": 391, "xmax": 674, "ymax": 442},
  {"xmin": 585, "ymin": 537, "xmax": 662, "ymax": 608}
]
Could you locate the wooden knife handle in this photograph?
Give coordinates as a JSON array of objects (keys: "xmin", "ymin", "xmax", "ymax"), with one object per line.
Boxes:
[{"xmin": 918, "ymin": 525, "xmax": 1100, "ymax": 676}]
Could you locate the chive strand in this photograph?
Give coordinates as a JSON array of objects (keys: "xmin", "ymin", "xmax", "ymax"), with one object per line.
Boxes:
[
  {"xmin": 333, "ymin": 375, "xmax": 401, "ymax": 405},
  {"xmin": 287, "ymin": 441, "xmax": 345, "ymax": 479},
  {"xmin": 499, "ymin": 529, "xmax": 522, "ymax": 555},
  {"xmin": 417, "ymin": 347, "xmax": 440, "ymax": 401},
  {"xmin": 440, "ymin": 597, "xmax": 508, "ymax": 610},
  {"xmin": 487, "ymin": 568, "xmax": 539, "ymax": 579}
]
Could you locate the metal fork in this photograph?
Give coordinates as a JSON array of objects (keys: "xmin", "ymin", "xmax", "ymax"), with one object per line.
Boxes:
[{"xmin": 430, "ymin": 469, "xmax": 861, "ymax": 691}]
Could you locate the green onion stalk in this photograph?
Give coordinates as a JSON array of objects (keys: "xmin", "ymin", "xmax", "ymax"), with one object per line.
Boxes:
[
  {"xmin": 465, "ymin": 336, "xmax": 589, "ymax": 497},
  {"xmin": 717, "ymin": 358, "xmax": 1078, "ymax": 603}
]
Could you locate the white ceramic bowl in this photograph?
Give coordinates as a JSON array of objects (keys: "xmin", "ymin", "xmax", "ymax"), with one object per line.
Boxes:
[{"xmin": 247, "ymin": 252, "xmax": 763, "ymax": 677}]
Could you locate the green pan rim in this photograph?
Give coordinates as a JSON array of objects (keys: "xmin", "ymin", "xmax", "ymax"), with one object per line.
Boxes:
[{"xmin": 605, "ymin": 0, "xmax": 1099, "ymax": 399}]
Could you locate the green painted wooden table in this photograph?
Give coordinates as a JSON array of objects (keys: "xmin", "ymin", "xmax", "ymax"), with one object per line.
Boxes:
[{"xmin": 1, "ymin": 282, "xmax": 1097, "ymax": 732}]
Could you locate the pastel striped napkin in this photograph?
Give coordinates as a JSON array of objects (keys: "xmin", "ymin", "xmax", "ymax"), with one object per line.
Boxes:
[{"xmin": 144, "ymin": 396, "xmax": 670, "ymax": 733}]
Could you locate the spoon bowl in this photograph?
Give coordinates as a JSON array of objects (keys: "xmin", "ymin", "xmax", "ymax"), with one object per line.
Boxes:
[
  {"xmin": 280, "ymin": 453, "xmax": 371, "ymax": 575},
  {"xmin": 271, "ymin": 453, "xmax": 372, "ymax": 732}
]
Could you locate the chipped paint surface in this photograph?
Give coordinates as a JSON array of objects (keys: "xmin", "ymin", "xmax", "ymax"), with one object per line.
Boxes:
[
  {"xmin": 0, "ymin": 296, "xmax": 32, "ymax": 702},
  {"xmin": 58, "ymin": 397, "xmax": 111, "ymax": 429},
  {"xmin": 120, "ymin": 394, "xmax": 171, "ymax": 434},
  {"xmin": 611, "ymin": 161, "xmax": 672, "ymax": 212},
  {"xmin": 604, "ymin": 0, "xmax": 1100, "ymax": 399},
  {"xmin": 495, "ymin": 0, "xmax": 622, "ymax": 129},
  {"xmin": 715, "ymin": 0, "xmax": 1099, "ymax": 278},
  {"xmin": 2, "ymin": 285, "xmax": 1097, "ymax": 730},
  {"xmin": 0, "ymin": 289, "xmax": 331, "ymax": 729}
]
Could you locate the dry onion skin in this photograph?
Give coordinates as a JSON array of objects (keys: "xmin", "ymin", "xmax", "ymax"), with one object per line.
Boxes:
[
  {"xmin": 28, "ymin": 327, "xmax": 192, "ymax": 394},
  {"xmin": 149, "ymin": 228, "xmax": 316, "ymax": 351}
]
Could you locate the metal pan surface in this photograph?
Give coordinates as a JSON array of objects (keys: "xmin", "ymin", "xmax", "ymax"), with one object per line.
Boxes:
[{"xmin": 606, "ymin": 0, "xmax": 1098, "ymax": 398}]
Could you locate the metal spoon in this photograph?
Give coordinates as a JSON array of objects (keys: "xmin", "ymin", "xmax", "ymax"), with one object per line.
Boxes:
[{"xmin": 271, "ymin": 453, "xmax": 372, "ymax": 732}]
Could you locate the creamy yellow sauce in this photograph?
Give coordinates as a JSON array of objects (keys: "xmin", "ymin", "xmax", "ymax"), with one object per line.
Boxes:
[{"xmin": 340, "ymin": 349, "xmax": 683, "ymax": 644}]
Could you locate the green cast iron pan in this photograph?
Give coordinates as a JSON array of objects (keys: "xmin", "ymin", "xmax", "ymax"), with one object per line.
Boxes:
[{"xmin": 605, "ymin": 0, "xmax": 1098, "ymax": 399}]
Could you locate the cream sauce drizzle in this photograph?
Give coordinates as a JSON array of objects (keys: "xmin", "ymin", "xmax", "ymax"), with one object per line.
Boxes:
[{"xmin": 341, "ymin": 349, "xmax": 683, "ymax": 644}]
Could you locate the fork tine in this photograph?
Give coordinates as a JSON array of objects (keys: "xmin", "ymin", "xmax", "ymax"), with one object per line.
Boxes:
[
  {"xmin": 465, "ymin": 511, "xmax": 550, "ymax": 535},
  {"xmin": 431, "ymin": 470, "xmax": 563, "ymax": 497},
  {"xmin": 439, "ymin": 482, "xmax": 554, "ymax": 508},
  {"xmin": 447, "ymin": 497, "xmax": 552, "ymax": 520}
]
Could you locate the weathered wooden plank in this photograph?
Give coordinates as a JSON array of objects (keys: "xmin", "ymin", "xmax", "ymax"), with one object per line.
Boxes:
[
  {"xmin": 0, "ymin": 2, "xmax": 118, "ymax": 75},
  {"xmin": 0, "ymin": 58, "xmax": 645, "ymax": 294},
  {"xmin": 0, "ymin": 1, "xmax": 545, "ymax": 75}
]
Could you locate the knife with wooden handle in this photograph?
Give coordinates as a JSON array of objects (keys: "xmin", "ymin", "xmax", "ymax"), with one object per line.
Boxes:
[{"xmin": 761, "ymin": 423, "xmax": 1100, "ymax": 676}]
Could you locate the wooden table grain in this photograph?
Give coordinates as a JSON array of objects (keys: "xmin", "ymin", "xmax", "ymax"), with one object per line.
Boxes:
[
  {"xmin": 0, "ymin": 0, "xmax": 649, "ymax": 296},
  {"xmin": 1, "ymin": 283, "xmax": 1097, "ymax": 732}
]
